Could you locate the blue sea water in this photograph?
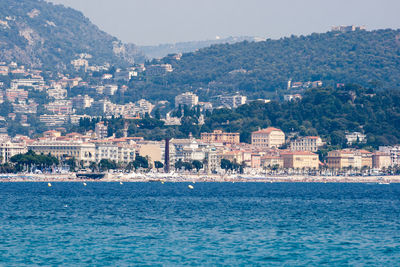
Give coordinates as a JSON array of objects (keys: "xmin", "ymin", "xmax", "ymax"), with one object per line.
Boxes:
[{"xmin": 0, "ymin": 182, "xmax": 400, "ymax": 266}]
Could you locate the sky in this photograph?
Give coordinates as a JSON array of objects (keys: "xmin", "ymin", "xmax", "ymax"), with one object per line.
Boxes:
[{"xmin": 48, "ymin": 0, "xmax": 400, "ymax": 46}]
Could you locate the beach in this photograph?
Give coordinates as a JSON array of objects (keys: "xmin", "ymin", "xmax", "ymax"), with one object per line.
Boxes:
[{"xmin": 0, "ymin": 173, "xmax": 398, "ymax": 184}]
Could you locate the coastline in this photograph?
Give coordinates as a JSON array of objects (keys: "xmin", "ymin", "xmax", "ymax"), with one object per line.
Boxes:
[{"xmin": 0, "ymin": 173, "xmax": 399, "ymax": 183}]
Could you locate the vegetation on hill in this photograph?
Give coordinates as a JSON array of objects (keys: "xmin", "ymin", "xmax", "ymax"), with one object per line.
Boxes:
[
  {"xmin": 125, "ymin": 29, "xmax": 400, "ymax": 102},
  {"xmin": 0, "ymin": 0, "xmax": 143, "ymax": 69},
  {"xmin": 74, "ymin": 85, "xmax": 400, "ymax": 150}
]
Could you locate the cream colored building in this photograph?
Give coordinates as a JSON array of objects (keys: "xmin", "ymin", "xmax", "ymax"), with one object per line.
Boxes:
[
  {"xmin": 201, "ymin": 130, "xmax": 240, "ymax": 144},
  {"xmin": 326, "ymin": 150, "xmax": 362, "ymax": 169},
  {"xmin": 138, "ymin": 141, "xmax": 175, "ymax": 167},
  {"xmin": 281, "ymin": 151, "xmax": 319, "ymax": 170},
  {"xmin": 0, "ymin": 141, "xmax": 27, "ymax": 163},
  {"xmin": 175, "ymin": 92, "xmax": 199, "ymax": 108},
  {"xmin": 28, "ymin": 140, "xmax": 96, "ymax": 166},
  {"xmin": 372, "ymin": 152, "xmax": 392, "ymax": 169},
  {"xmin": 290, "ymin": 136, "xmax": 324, "ymax": 152},
  {"xmin": 94, "ymin": 143, "xmax": 136, "ymax": 164},
  {"xmin": 251, "ymin": 127, "xmax": 285, "ymax": 148},
  {"xmin": 261, "ymin": 156, "xmax": 284, "ymax": 168}
]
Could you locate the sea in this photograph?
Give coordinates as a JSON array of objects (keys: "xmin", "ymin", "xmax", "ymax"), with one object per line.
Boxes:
[{"xmin": 0, "ymin": 182, "xmax": 399, "ymax": 266}]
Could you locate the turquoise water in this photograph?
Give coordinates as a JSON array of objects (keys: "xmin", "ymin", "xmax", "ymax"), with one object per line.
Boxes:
[{"xmin": 0, "ymin": 182, "xmax": 399, "ymax": 265}]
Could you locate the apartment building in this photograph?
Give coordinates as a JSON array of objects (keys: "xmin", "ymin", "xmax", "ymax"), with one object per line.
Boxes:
[
  {"xmin": 326, "ymin": 150, "xmax": 362, "ymax": 169},
  {"xmin": 290, "ymin": 136, "xmax": 324, "ymax": 152},
  {"xmin": 0, "ymin": 141, "xmax": 27, "ymax": 163},
  {"xmin": 281, "ymin": 151, "xmax": 319, "ymax": 170},
  {"xmin": 251, "ymin": 127, "xmax": 285, "ymax": 148},
  {"xmin": 175, "ymin": 92, "xmax": 199, "ymax": 108},
  {"xmin": 201, "ymin": 130, "xmax": 240, "ymax": 144},
  {"xmin": 45, "ymin": 100, "xmax": 74, "ymax": 114},
  {"xmin": 379, "ymin": 146, "xmax": 400, "ymax": 166},
  {"xmin": 28, "ymin": 140, "xmax": 96, "ymax": 166},
  {"xmin": 372, "ymin": 152, "xmax": 392, "ymax": 169},
  {"xmin": 219, "ymin": 94, "xmax": 247, "ymax": 109}
]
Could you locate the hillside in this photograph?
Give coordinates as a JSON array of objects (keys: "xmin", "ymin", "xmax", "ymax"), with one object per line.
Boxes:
[
  {"xmin": 0, "ymin": 0, "xmax": 143, "ymax": 69},
  {"xmin": 127, "ymin": 29, "xmax": 400, "ymax": 102},
  {"xmin": 140, "ymin": 36, "xmax": 264, "ymax": 59}
]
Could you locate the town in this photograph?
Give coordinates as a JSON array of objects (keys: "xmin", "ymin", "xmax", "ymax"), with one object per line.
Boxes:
[{"xmin": 0, "ymin": 59, "xmax": 399, "ymax": 180}]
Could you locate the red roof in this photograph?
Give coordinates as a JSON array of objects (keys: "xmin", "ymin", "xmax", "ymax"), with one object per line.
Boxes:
[{"xmin": 253, "ymin": 127, "xmax": 283, "ymax": 134}]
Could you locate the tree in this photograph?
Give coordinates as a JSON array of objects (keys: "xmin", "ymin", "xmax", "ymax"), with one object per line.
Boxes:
[
  {"xmin": 133, "ymin": 155, "xmax": 149, "ymax": 170},
  {"xmin": 154, "ymin": 161, "xmax": 164, "ymax": 170},
  {"xmin": 192, "ymin": 160, "xmax": 203, "ymax": 172},
  {"xmin": 99, "ymin": 159, "xmax": 117, "ymax": 171}
]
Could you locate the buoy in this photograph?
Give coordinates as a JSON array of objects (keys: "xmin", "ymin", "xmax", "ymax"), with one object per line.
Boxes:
[
  {"xmin": 83, "ymin": 182, "xmax": 87, "ymax": 186},
  {"xmin": 161, "ymin": 181, "xmax": 164, "ymax": 184},
  {"xmin": 48, "ymin": 183, "xmax": 52, "ymax": 187},
  {"xmin": 120, "ymin": 182, "xmax": 123, "ymax": 185},
  {"xmin": 188, "ymin": 185, "xmax": 194, "ymax": 189}
]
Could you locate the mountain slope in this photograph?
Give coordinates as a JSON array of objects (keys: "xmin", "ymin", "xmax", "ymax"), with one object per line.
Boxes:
[
  {"xmin": 0, "ymin": 0, "xmax": 142, "ymax": 69},
  {"xmin": 132, "ymin": 29, "xmax": 400, "ymax": 101},
  {"xmin": 140, "ymin": 36, "xmax": 265, "ymax": 59}
]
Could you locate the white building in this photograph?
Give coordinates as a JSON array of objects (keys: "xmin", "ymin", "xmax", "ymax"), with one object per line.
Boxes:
[
  {"xmin": 219, "ymin": 94, "xmax": 247, "ymax": 109},
  {"xmin": 72, "ymin": 95, "xmax": 94, "ymax": 110},
  {"xmin": 95, "ymin": 122, "xmax": 108, "ymax": 140},
  {"xmin": 346, "ymin": 132, "xmax": 367, "ymax": 145},
  {"xmin": 290, "ymin": 136, "xmax": 324, "ymax": 152},
  {"xmin": 175, "ymin": 92, "xmax": 199, "ymax": 108},
  {"xmin": 251, "ymin": 127, "xmax": 285, "ymax": 148},
  {"xmin": 379, "ymin": 146, "xmax": 400, "ymax": 166},
  {"xmin": 0, "ymin": 141, "xmax": 27, "ymax": 163}
]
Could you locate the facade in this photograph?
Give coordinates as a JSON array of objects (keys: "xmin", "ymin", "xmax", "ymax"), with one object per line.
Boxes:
[
  {"xmin": 290, "ymin": 136, "xmax": 324, "ymax": 152},
  {"xmin": 346, "ymin": 132, "xmax": 367, "ymax": 145},
  {"xmin": 175, "ymin": 92, "xmax": 199, "ymax": 108},
  {"xmin": 28, "ymin": 140, "xmax": 96, "ymax": 166},
  {"xmin": 261, "ymin": 156, "xmax": 284, "ymax": 168},
  {"xmin": 201, "ymin": 130, "xmax": 240, "ymax": 144},
  {"xmin": 326, "ymin": 150, "xmax": 362, "ymax": 169},
  {"xmin": 219, "ymin": 94, "xmax": 247, "ymax": 109},
  {"xmin": 95, "ymin": 122, "xmax": 108, "ymax": 140},
  {"xmin": 251, "ymin": 127, "xmax": 285, "ymax": 148},
  {"xmin": 379, "ymin": 146, "xmax": 400, "ymax": 166},
  {"xmin": 0, "ymin": 141, "xmax": 27, "ymax": 163},
  {"xmin": 372, "ymin": 152, "xmax": 392, "ymax": 169},
  {"xmin": 6, "ymin": 89, "xmax": 28, "ymax": 102},
  {"xmin": 47, "ymin": 88, "xmax": 68, "ymax": 100},
  {"xmin": 94, "ymin": 143, "xmax": 136, "ymax": 164},
  {"xmin": 281, "ymin": 151, "xmax": 319, "ymax": 170},
  {"xmin": 45, "ymin": 100, "xmax": 74, "ymax": 115},
  {"xmin": 72, "ymin": 95, "xmax": 94, "ymax": 110}
]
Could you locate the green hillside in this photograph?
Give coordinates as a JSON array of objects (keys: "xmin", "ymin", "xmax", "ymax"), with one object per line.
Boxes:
[
  {"xmin": 0, "ymin": 0, "xmax": 143, "ymax": 69},
  {"xmin": 127, "ymin": 29, "xmax": 400, "ymax": 102}
]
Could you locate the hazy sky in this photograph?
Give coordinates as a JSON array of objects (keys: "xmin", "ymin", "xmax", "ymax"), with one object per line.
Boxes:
[{"xmin": 48, "ymin": 0, "xmax": 400, "ymax": 46}]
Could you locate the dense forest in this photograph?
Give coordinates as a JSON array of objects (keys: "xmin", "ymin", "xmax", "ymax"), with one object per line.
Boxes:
[
  {"xmin": 74, "ymin": 85, "xmax": 400, "ymax": 150},
  {"xmin": 0, "ymin": 0, "xmax": 144, "ymax": 69},
  {"xmin": 125, "ymin": 29, "xmax": 400, "ymax": 102}
]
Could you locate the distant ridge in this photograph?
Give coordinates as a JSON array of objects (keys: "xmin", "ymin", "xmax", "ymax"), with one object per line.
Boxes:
[
  {"xmin": 140, "ymin": 36, "xmax": 265, "ymax": 59},
  {"xmin": 0, "ymin": 0, "xmax": 144, "ymax": 69}
]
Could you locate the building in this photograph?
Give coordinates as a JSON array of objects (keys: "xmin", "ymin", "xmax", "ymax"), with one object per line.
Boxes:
[
  {"xmin": 331, "ymin": 25, "xmax": 366, "ymax": 32},
  {"xmin": 326, "ymin": 150, "xmax": 362, "ymax": 169},
  {"xmin": 0, "ymin": 141, "xmax": 27, "ymax": 163},
  {"xmin": 290, "ymin": 136, "xmax": 324, "ymax": 152},
  {"xmin": 47, "ymin": 88, "xmax": 67, "ymax": 100},
  {"xmin": 346, "ymin": 132, "xmax": 367, "ymax": 145},
  {"xmin": 281, "ymin": 151, "xmax": 319, "ymax": 170},
  {"xmin": 261, "ymin": 155, "xmax": 284, "ymax": 169},
  {"xmin": 45, "ymin": 100, "xmax": 74, "ymax": 115},
  {"xmin": 219, "ymin": 94, "xmax": 247, "ymax": 109},
  {"xmin": 39, "ymin": 114, "xmax": 68, "ymax": 127},
  {"xmin": 251, "ymin": 127, "xmax": 285, "ymax": 148},
  {"xmin": 201, "ymin": 130, "xmax": 240, "ymax": 144},
  {"xmin": 94, "ymin": 142, "xmax": 136, "ymax": 164},
  {"xmin": 104, "ymin": 85, "xmax": 118, "ymax": 96},
  {"xmin": 95, "ymin": 122, "xmax": 108, "ymax": 140},
  {"xmin": 146, "ymin": 64, "xmax": 173, "ymax": 76},
  {"xmin": 6, "ymin": 89, "xmax": 28, "ymax": 102},
  {"xmin": 135, "ymin": 99, "xmax": 154, "ymax": 115},
  {"xmin": 28, "ymin": 140, "xmax": 96, "ymax": 166},
  {"xmin": 175, "ymin": 92, "xmax": 199, "ymax": 108},
  {"xmin": 372, "ymin": 152, "xmax": 392, "ymax": 169},
  {"xmin": 10, "ymin": 77, "xmax": 45, "ymax": 90},
  {"xmin": 72, "ymin": 95, "xmax": 94, "ymax": 110},
  {"xmin": 379, "ymin": 146, "xmax": 400, "ymax": 166}
]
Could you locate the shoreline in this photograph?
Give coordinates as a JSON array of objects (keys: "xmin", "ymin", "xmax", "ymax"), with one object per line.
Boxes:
[{"xmin": 0, "ymin": 173, "xmax": 398, "ymax": 183}]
